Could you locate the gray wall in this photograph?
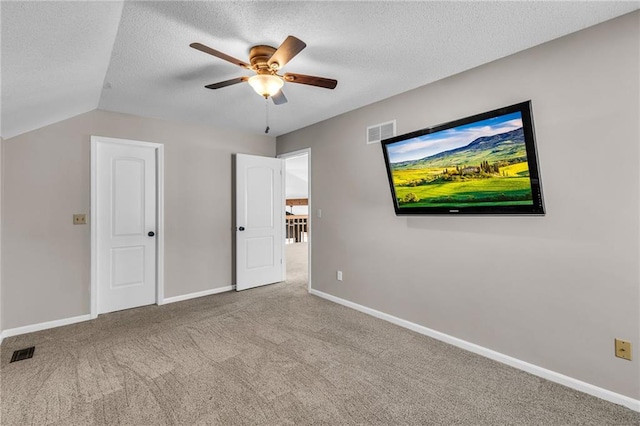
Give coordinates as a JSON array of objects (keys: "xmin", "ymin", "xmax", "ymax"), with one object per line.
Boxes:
[
  {"xmin": 2, "ymin": 110, "xmax": 275, "ymax": 329},
  {"xmin": 277, "ymin": 12, "xmax": 640, "ymax": 399}
]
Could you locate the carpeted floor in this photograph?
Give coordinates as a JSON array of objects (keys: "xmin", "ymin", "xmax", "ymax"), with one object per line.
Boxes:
[{"xmin": 1, "ymin": 242, "xmax": 639, "ymax": 425}]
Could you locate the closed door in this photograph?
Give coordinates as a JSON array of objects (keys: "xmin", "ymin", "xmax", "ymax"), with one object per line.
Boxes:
[
  {"xmin": 95, "ymin": 139, "xmax": 158, "ymax": 314},
  {"xmin": 236, "ymin": 154, "xmax": 284, "ymax": 291}
]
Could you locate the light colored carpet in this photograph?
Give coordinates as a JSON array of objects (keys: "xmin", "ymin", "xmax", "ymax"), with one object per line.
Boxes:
[{"xmin": 1, "ymin": 242, "xmax": 639, "ymax": 425}]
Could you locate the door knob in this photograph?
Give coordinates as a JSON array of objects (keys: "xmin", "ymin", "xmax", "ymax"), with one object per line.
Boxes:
[
  {"xmin": 238, "ymin": 227, "xmax": 245, "ymax": 231},
  {"xmin": 148, "ymin": 231, "xmax": 155, "ymax": 237}
]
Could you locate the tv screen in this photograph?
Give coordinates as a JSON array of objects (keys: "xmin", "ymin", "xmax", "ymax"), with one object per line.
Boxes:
[{"xmin": 381, "ymin": 101, "xmax": 544, "ymax": 215}]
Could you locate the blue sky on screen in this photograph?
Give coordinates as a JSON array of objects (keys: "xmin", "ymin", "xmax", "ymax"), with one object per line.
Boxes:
[{"xmin": 388, "ymin": 112, "xmax": 523, "ymax": 163}]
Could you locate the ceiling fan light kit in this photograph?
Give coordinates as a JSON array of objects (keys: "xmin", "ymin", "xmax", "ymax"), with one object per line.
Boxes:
[
  {"xmin": 190, "ymin": 35, "xmax": 338, "ymax": 106},
  {"xmin": 248, "ymin": 74, "xmax": 284, "ymax": 98}
]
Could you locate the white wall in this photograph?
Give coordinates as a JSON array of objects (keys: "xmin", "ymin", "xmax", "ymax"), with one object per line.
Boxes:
[
  {"xmin": 277, "ymin": 12, "xmax": 640, "ymax": 400},
  {"xmin": 2, "ymin": 110, "xmax": 275, "ymax": 329},
  {"xmin": 285, "ymin": 154, "xmax": 309, "ymax": 215}
]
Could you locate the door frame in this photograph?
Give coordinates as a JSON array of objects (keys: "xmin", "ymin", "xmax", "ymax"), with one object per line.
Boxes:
[
  {"xmin": 90, "ymin": 136, "xmax": 165, "ymax": 319},
  {"xmin": 278, "ymin": 148, "xmax": 312, "ymax": 292}
]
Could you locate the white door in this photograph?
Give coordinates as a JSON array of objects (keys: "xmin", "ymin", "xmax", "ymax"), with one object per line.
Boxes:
[
  {"xmin": 95, "ymin": 139, "xmax": 158, "ymax": 314},
  {"xmin": 236, "ymin": 154, "xmax": 284, "ymax": 291}
]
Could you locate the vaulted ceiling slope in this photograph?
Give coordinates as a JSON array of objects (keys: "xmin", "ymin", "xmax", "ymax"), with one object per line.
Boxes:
[
  {"xmin": 1, "ymin": 1, "xmax": 124, "ymax": 139},
  {"xmin": 2, "ymin": 1, "xmax": 638, "ymax": 139}
]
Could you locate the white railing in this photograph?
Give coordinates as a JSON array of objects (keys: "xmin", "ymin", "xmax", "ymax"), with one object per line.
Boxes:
[{"xmin": 286, "ymin": 215, "xmax": 308, "ymax": 244}]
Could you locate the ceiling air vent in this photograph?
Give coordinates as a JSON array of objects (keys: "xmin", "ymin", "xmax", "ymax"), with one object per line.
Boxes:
[{"xmin": 366, "ymin": 120, "xmax": 396, "ymax": 144}]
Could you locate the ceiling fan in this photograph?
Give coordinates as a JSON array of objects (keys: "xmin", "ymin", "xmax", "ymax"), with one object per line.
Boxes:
[{"xmin": 190, "ymin": 36, "xmax": 337, "ymax": 105}]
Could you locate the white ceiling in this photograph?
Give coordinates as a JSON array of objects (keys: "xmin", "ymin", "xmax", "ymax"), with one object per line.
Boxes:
[{"xmin": 2, "ymin": 1, "xmax": 638, "ymax": 139}]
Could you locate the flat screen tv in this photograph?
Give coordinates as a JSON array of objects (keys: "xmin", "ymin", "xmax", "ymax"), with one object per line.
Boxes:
[{"xmin": 381, "ymin": 101, "xmax": 544, "ymax": 215}]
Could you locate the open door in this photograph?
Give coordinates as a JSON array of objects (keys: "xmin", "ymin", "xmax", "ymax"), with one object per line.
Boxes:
[{"xmin": 236, "ymin": 154, "xmax": 284, "ymax": 291}]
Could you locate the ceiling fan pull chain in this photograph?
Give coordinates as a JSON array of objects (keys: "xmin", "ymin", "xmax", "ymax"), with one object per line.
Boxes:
[{"xmin": 265, "ymin": 98, "xmax": 270, "ymax": 134}]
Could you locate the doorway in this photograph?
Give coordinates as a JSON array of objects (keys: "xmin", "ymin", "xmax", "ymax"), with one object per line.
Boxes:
[
  {"xmin": 90, "ymin": 136, "xmax": 164, "ymax": 318},
  {"xmin": 279, "ymin": 149, "xmax": 311, "ymax": 291}
]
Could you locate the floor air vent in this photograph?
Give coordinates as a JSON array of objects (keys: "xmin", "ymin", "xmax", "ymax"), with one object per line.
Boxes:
[
  {"xmin": 366, "ymin": 120, "xmax": 396, "ymax": 144},
  {"xmin": 10, "ymin": 347, "xmax": 35, "ymax": 363}
]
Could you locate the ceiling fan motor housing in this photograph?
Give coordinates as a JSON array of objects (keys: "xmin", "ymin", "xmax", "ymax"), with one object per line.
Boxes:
[{"xmin": 250, "ymin": 45, "xmax": 279, "ymax": 73}]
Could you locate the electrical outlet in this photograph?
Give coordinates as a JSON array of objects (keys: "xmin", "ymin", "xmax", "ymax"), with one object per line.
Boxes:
[
  {"xmin": 73, "ymin": 214, "xmax": 87, "ymax": 225},
  {"xmin": 337, "ymin": 270, "xmax": 343, "ymax": 281},
  {"xmin": 615, "ymin": 339, "xmax": 632, "ymax": 361}
]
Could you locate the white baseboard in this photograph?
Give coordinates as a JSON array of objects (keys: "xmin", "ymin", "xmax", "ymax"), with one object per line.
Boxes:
[
  {"xmin": 161, "ymin": 285, "xmax": 233, "ymax": 305},
  {"xmin": 1, "ymin": 314, "xmax": 92, "ymax": 340},
  {"xmin": 309, "ymin": 289, "xmax": 640, "ymax": 413},
  {"xmin": 0, "ymin": 287, "xmax": 236, "ymax": 342}
]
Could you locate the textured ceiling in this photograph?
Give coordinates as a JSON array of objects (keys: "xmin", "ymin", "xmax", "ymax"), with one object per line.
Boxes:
[
  {"xmin": 1, "ymin": 1, "xmax": 124, "ymax": 139},
  {"xmin": 2, "ymin": 1, "xmax": 639, "ymax": 139}
]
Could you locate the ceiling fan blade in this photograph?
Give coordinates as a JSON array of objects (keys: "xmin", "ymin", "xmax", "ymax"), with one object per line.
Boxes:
[
  {"xmin": 272, "ymin": 90, "xmax": 288, "ymax": 105},
  {"xmin": 267, "ymin": 36, "xmax": 306, "ymax": 69},
  {"xmin": 190, "ymin": 42, "xmax": 250, "ymax": 69},
  {"xmin": 204, "ymin": 77, "xmax": 248, "ymax": 90},
  {"xmin": 284, "ymin": 73, "xmax": 338, "ymax": 89}
]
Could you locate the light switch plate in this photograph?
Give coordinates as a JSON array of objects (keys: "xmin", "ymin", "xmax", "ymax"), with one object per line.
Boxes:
[{"xmin": 73, "ymin": 214, "xmax": 87, "ymax": 225}]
